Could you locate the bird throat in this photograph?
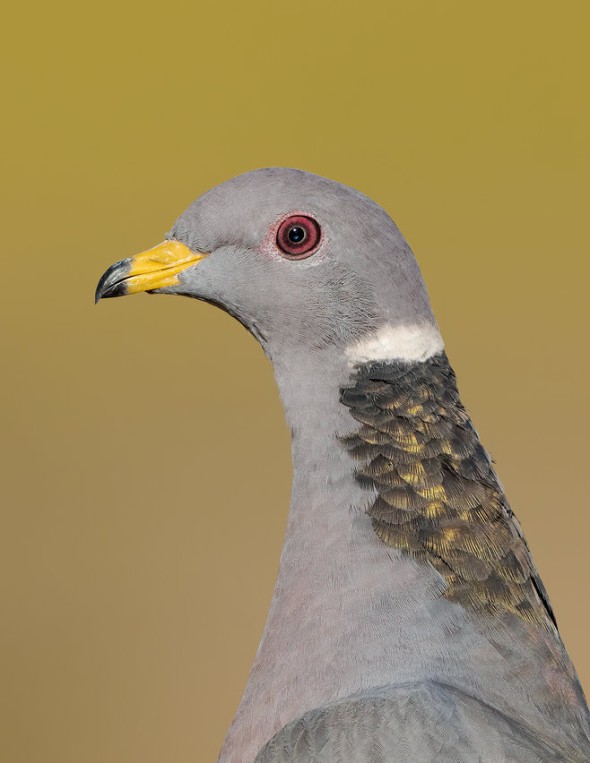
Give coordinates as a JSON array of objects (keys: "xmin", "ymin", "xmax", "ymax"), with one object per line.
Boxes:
[{"xmin": 340, "ymin": 353, "xmax": 554, "ymax": 627}]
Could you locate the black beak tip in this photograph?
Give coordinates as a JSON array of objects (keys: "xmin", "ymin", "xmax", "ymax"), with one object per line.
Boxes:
[{"xmin": 95, "ymin": 259, "xmax": 131, "ymax": 304}]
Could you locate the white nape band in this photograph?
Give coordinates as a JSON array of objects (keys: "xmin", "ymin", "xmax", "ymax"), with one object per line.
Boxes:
[{"xmin": 345, "ymin": 323, "xmax": 444, "ymax": 364}]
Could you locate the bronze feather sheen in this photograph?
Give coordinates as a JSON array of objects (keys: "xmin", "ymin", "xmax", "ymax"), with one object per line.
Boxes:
[{"xmin": 340, "ymin": 353, "xmax": 555, "ymax": 627}]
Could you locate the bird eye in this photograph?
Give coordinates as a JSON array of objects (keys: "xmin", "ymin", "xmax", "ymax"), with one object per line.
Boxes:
[{"xmin": 276, "ymin": 215, "xmax": 321, "ymax": 258}]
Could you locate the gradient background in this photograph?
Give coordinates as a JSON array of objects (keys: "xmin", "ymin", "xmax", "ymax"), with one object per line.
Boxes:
[{"xmin": 2, "ymin": 2, "xmax": 589, "ymax": 761}]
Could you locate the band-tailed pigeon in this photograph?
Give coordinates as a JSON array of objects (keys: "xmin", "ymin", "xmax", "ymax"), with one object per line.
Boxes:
[{"xmin": 96, "ymin": 168, "xmax": 590, "ymax": 762}]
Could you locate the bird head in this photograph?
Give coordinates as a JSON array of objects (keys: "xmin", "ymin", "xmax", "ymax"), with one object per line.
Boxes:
[{"xmin": 96, "ymin": 168, "xmax": 441, "ymax": 363}]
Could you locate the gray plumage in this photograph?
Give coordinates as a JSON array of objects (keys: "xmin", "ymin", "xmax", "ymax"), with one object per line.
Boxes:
[
  {"xmin": 257, "ymin": 682, "xmax": 571, "ymax": 762},
  {"xmin": 96, "ymin": 168, "xmax": 590, "ymax": 762}
]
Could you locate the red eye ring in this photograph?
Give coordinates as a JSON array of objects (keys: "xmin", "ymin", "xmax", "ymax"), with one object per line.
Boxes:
[{"xmin": 276, "ymin": 215, "xmax": 321, "ymax": 259}]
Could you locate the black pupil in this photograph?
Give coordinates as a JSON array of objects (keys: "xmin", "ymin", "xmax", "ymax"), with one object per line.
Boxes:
[{"xmin": 287, "ymin": 225, "xmax": 306, "ymax": 244}]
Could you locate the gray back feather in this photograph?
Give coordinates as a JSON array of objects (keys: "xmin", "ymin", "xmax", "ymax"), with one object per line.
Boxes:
[{"xmin": 256, "ymin": 681, "xmax": 584, "ymax": 762}]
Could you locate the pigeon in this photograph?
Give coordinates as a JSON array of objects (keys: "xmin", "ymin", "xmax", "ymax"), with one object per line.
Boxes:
[{"xmin": 96, "ymin": 168, "xmax": 590, "ymax": 762}]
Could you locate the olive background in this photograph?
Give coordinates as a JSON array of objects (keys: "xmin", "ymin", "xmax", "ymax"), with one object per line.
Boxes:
[{"xmin": 1, "ymin": 2, "xmax": 589, "ymax": 761}]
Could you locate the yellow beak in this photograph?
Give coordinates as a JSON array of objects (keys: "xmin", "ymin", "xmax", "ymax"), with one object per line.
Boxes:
[{"xmin": 95, "ymin": 240, "xmax": 207, "ymax": 303}]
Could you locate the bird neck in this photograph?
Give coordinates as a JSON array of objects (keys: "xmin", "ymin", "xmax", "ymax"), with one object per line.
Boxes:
[
  {"xmin": 218, "ymin": 349, "xmax": 580, "ymax": 763},
  {"xmin": 221, "ymin": 351, "xmax": 432, "ymax": 762}
]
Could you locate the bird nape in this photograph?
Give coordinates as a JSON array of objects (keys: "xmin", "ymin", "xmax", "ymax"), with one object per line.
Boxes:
[{"xmin": 96, "ymin": 168, "xmax": 590, "ymax": 763}]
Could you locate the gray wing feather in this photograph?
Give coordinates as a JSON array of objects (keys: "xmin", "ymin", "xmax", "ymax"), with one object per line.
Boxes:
[{"xmin": 256, "ymin": 681, "xmax": 581, "ymax": 762}]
